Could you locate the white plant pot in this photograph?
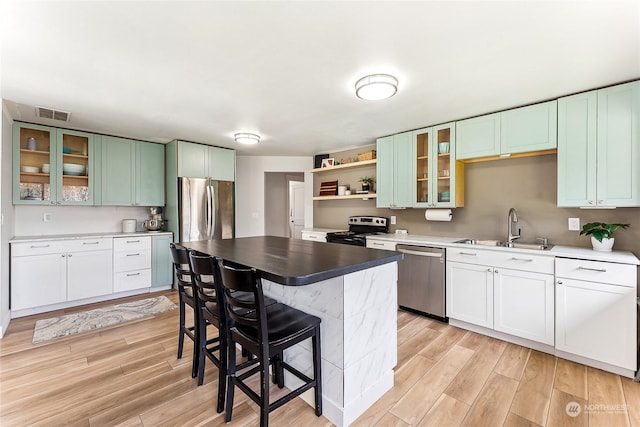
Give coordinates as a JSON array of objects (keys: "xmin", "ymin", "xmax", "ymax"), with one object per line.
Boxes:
[{"xmin": 591, "ymin": 236, "xmax": 614, "ymax": 252}]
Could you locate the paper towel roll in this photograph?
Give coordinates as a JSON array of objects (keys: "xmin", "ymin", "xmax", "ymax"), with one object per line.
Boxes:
[{"xmin": 425, "ymin": 209, "xmax": 453, "ymax": 222}]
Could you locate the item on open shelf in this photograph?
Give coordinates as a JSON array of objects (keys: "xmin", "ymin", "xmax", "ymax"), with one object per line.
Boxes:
[
  {"xmin": 20, "ymin": 165, "xmax": 40, "ymax": 173},
  {"xmin": 321, "ymin": 158, "xmax": 335, "ymax": 168},
  {"xmin": 314, "ymin": 154, "xmax": 330, "ymax": 169},
  {"xmin": 319, "ymin": 180, "xmax": 338, "ymax": 196},
  {"xmin": 62, "ymin": 163, "xmax": 86, "ymax": 175},
  {"xmin": 358, "ymin": 150, "xmax": 377, "ymax": 161}
]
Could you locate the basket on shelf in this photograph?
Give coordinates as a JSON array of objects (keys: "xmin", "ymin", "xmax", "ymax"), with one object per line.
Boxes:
[{"xmin": 358, "ymin": 150, "xmax": 377, "ymax": 161}]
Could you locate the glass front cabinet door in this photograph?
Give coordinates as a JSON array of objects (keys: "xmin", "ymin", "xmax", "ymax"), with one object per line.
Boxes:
[
  {"xmin": 13, "ymin": 123, "xmax": 95, "ymax": 205},
  {"xmin": 414, "ymin": 122, "xmax": 462, "ymax": 208}
]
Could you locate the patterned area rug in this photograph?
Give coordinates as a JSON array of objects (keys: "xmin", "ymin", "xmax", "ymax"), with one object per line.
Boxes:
[{"xmin": 32, "ymin": 296, "xmax": 176, "ymax": 344}]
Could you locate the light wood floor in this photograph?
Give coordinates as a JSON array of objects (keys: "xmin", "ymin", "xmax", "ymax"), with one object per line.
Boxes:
[{"xmin": 1, "ymin": 290, "xmax": 638, "ymax": 426}]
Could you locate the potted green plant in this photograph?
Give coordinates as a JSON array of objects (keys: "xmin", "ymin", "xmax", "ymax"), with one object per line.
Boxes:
[
  {"xmin": 579, "ymin": 222, "xmax": 629, "ymax": 252},
  {"xmin": 358, "ymin": 176, "xmax": 375, "ymax": 192}
]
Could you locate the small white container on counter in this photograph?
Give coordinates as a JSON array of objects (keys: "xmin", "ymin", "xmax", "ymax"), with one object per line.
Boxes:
[{"xmin": 121, "ymin": 219, "xmax": 137, "ymax": 233}]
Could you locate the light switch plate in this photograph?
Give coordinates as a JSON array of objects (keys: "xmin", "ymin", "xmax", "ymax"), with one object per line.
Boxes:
[
  {"xmin": 568, "ymin": 217, "xmax": 580, "ymax": 231},
  {"xmin": 391, "ymin": 216, "xmax": 396, "ymax": 225}
]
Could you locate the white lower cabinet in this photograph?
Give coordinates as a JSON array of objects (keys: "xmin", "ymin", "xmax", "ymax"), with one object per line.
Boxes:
[
  {"xmin": 11, "ymin": 252, "xmax": 67, "ymax": 310},
  {"xmin": 113, "ymin": 236, "xmax": 152, "ymax": 292},
  {"xmin": 447, "ymin": 261, "xmax": 493, "ymax": 328},
  {"xmin": 446, "ymin": 248, "xmax": 555, "ymax": 345},
  {"xmin": 67, "ymin": 249, "xmax": 113, "ymax": 301},
  {"xmin": 555, "ymin": 258, "xmax": 637, "ymax": 371},
  {"xmin": 11, "ymin": 238, "xmax": 113, "ymax": 311},
  {"xmin": 494, "ymin": 268, "xmax": 554, "ymax": 345}
]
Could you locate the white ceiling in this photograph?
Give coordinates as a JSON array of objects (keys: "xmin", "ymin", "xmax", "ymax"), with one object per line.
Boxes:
[{"xmin": 2, "ymin": 1, "xmax": 639, "ymax": 156}]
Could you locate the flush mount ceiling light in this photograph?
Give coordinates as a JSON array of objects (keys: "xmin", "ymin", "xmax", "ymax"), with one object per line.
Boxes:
[
  {"xmin": 355, "ymin": 74, "xmax": 399, "ymax": 100},
  {"xmin": 234, "ymin": 132, "xmax": 260, "ymax": 145}
]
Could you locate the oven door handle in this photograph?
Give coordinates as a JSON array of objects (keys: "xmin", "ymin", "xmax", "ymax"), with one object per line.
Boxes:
[{"xmin": 397, "ymin": 248, "xmax": 442, "ymax": 258}]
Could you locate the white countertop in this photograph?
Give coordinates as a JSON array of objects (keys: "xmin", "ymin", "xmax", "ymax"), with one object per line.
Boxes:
[
  {"xmin": 367, "ymin": 233, "xmax": 640, "ymax": 265},
  {"xmin": 10, "ymin": 231, "xmax": 173, "ymax": 243}
]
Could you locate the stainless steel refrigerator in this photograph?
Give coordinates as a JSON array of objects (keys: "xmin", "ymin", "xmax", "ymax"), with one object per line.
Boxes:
[{"xmin": 177, "ymin": 177, "xmax": 235, "ymax": 242}]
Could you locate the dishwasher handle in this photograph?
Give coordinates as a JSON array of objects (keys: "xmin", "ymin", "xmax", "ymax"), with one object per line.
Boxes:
[{"xmin": 396, "ymin": 246, "xmax": 443, "ymax": 258}]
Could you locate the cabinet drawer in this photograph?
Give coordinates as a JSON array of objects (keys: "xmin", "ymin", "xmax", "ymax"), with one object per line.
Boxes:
[
  {"xmin": 366, "ymin": 239, "xmax": 396, "ymax": 251},
  {"xmin": 556, "ymin": 258, "xmax": 636, "ymax": 287},
  {"xmin": 489, "ymin": 252, "xmax": 554, "ymax": 274},
  {"xmin": 301, "ymin": 232, "xmax": 326, "ymax": 242},
  {"xmin": 113, "ymin": 236, "xmax": 151, "ymax": 252},
  {"xmin": 66, "ymin": 238, "xmax": 113, "ymax": 252},
  {"xmin": 447, "ymin": 247, "xmax": 499, "ymax": 265},
  {"xmin": 11, "ymin": 241, "xmax": 66, "ymax": 256},
  {"xmin": 447, "ymin": 247, "xmax": 554, "ymax": 273},
  {"xmin": 114, "ymin": 269, "xmax": 151, "ymax": 292},
  {"xmin": 114, "ymin": 249, "xmax": 151, "ymax": 272}
]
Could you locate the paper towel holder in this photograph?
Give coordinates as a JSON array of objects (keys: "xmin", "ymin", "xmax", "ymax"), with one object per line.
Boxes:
[{"xmin": 425, "ymin": 209, "xmax": 453, "ymax": 222}]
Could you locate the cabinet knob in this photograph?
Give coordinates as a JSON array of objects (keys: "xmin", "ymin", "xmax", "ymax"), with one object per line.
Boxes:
[
  {"xmin": 494, "ymin": 269, "xmax": 499, "ymax": 273},
  {"xmin": 557, "ymin": 280, "xmax": 563, "ymax": 285},
  {"xmin": 61, "ymin": 254, "xmax": 66, "ymax": 257},
  {"xmin": 598, "ymin": 200, "xmax": 604, "ymax": 204},
  {"xmin": 487, "ymin": 268, "xmax": 492, "ymax": 272},
  {"xmin": 67, "ymin": 254, "xmax": 72, "ymax": 257},
  {"xmin": 588, "ymin": 200, "xmax": 594, "ymax": 205}
]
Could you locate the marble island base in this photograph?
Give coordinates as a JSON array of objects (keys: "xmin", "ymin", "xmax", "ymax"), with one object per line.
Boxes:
[{"xmin": 262, "ymin": 262, "xmax": 398, "ymax": 427}]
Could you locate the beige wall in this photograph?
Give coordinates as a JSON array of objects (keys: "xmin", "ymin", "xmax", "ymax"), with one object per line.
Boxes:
[{"xmin": 314, "ymin": 153, "xmax": 640, "ymax": 257}]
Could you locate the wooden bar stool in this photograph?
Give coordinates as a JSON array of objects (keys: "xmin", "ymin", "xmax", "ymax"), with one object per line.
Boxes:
[
  {"xmin": 169, "ymin": 243, "xmax": 198, "ymax": 378},
  {"xmin": 217, "ymin": 258, "xmax": 322, "ymax": 427}
]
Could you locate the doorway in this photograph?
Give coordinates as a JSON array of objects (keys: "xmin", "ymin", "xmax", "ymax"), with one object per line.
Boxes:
[{"xmin": 264, "ymin": 172, "xmax": 304, "ymax": 238}]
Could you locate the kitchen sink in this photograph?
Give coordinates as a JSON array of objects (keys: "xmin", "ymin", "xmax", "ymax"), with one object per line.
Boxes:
[{"xmin": 454, "ymin": 238, "xmax": 553, "ymax": 251}]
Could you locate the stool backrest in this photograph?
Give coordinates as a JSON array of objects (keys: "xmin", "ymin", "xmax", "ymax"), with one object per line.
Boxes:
[
  {"xmin": 188, "ymin": 251, "xmax": 223, "ymax": 317},
  {"xmin": 216, "ymin": 258, "xmax": 268, "ymax": 342},
  {"xmin": 169, "ymin": 243, "xmax": 193, "ymax": 293}
]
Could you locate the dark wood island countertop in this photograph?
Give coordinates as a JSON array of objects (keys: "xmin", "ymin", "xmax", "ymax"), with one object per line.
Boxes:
[{"xmin": 181, "ymin": 236, "xmax": 402, "ymax": 286}]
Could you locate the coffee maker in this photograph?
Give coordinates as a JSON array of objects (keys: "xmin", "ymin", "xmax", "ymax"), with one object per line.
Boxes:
[{"xmin": 143, "ymin": 207, "xmax": 166, "ymax": 232}]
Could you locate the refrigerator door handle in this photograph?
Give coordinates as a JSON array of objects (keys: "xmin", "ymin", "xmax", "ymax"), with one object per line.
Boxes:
[
  {"xmin": 205, "ymin": 184, "xmax": 212, "ymax": 239},
  {"xmin": 209, "ymin": 182, "xmax": 216, "ymax": 239}
]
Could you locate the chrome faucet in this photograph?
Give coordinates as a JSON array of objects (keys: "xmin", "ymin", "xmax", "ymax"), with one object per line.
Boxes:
[{"xmin": 507, "ymin": 208, "xmax": 521, "ymax": 243}]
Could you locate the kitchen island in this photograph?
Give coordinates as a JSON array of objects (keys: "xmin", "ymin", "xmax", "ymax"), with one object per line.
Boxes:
[{"xmin": 182, "ymin": 236, "xmax": 402, "ymax": 427}]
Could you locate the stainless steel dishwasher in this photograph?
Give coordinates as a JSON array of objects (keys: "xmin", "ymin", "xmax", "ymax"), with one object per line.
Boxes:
[{"xmin": 396, "ymin": 244, "xmax": 447, "ymax": 322}]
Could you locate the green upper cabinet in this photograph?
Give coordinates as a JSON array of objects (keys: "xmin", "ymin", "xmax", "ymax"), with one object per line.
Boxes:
[
  {"xmin": 13, "ymin": 123, "xmax": 96, "ymax": 205},
  {"xmin": 208, "ymin": 145, "xmax": 235, "ymax": 181},
  {"xmin": 413, "ymin": 122, "xmax": 463, "ymax": 208},
  {"xmin": 101, "ymin": 136, "xmax": 165, "ymax": 206},
  {"xmin": 456, "ymin": 101, "xmax": 557, "ymax": 160},
  {"xmin": 456, "ymin": 112, "xmax": 501, "ymax": 160},
  {"xmin": 376, "ymin": 131, "xmax": 413, "ymax": 208},
  {"xmin": 136, "ymin": 142, "xmax": 165, "ymax": 206},
  {"xmin": 176, "ymin": 140, "xmax": 235, "ymax": 181},
  {"xmin": 501, "ymin": 101, "xmax": 557, "ymax": 154},
  {"xmin": 177, "ymin": 141, "xmax": 208, "ymax": 178},
  {"xmin": 558, "ymin": 81, "xmax": 640, "ymax": 207}
]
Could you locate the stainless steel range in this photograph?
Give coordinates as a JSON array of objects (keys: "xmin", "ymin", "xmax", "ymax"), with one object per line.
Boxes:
[{"xmin": 326, "ymin": 216, "xmax": 389, "ymax": 246}]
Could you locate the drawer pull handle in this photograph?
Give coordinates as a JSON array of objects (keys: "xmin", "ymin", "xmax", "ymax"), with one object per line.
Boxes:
[
  {"xmin": 126, "ymin": 240, "xmax": 140, "ymax": 243},
  {"xmin": 510, "ymin": 257, "xmax": 533, "ymax": 262},
  {"xmin": 83, "ymin": 242, "xmax": 100, "ymax": 245},
  {"xmin": 126, "ymin": 253, "xmax": 141, "ymax": 257},
  {"xmin": 30, "ymin": 244, "xmax": 50, "ymax": 248},
  {"xmin": 577, "ymin": 266, "xmax": 607, "ymax": 273},
  {"xmin": 459, "ymin": 252, "xmax": 477, "ymax": 256},
  {"xmin": 126, "ymin": 272, "xmax": 141, "ymax": 277}
]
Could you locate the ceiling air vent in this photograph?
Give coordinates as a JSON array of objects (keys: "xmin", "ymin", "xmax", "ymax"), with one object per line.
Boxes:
[{"xmin": 36, "ymin": 106, "xmax": 71, "ymax": 122}]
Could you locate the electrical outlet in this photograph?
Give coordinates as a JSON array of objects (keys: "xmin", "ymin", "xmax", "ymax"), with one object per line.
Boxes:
[
  {"xmin": 568, "ymin": 217, "xmax": 580, "ymax": 231},
  {"xmin": 42, "ymin": 212, "xmax": 52, "ymax": 222},
  {"xmin": 390, "ymin": 216, "xmax": 396, "ymax": 225}
]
